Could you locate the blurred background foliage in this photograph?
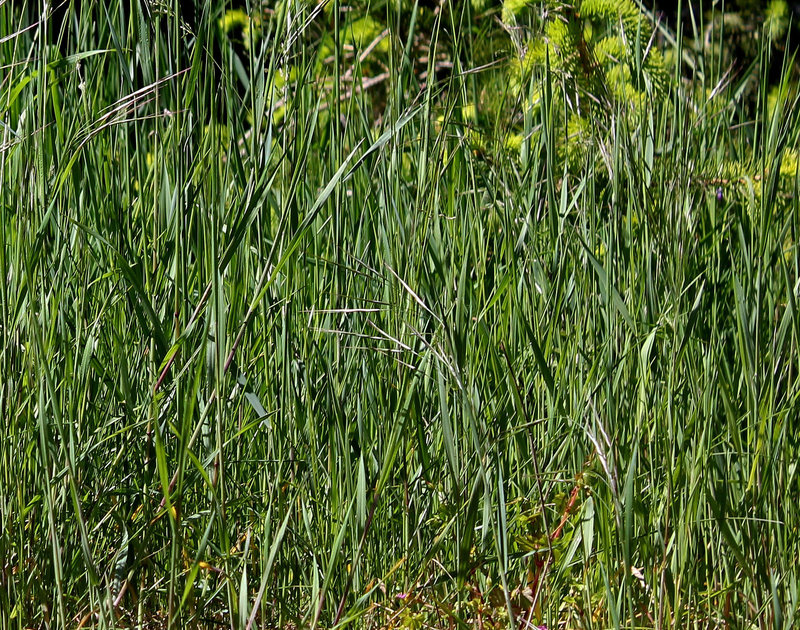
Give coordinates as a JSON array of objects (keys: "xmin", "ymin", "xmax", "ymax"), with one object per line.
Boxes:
[{"xmin": 202, "ymin": 0, "xmax": 800, "ymax": 180}]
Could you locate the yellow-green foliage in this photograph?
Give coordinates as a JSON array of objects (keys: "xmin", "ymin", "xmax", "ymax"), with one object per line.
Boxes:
[
  {"xmin": 219, "ymin": 9, "xmax": 249, "ymax": 33},
  {"xmin": 219, "ymin": 8, "xmax": 261, "ymax": 52},
  {"xmin": 766, "ymin": 82, "xmax": 797, "ymax": 122},
  {"xmin": 316, "ymin": 15, "xmax": 390, "ymax": 72},
  {"xmin": 508, "ymin": 18, "xmax": 594, "ymax": 107},
  {"xmin": 506, "ymin": 0, "xmax": 669, "ymax": 110},
  {"xmin": 719, "ymin": 150, "xmax": 800, "ymax": 184},
  {"xmin": 497, "ymin": 0, "xmax": 671, "ymax": 172},
  {"xmin": 765, "ymin": 0, "xmax": 789, "ymax": 42},
  {"xmin": 541, "ymin": 18, "xmax": 587, "ymax": 83},
  {"xmin": 501, "ymin": 0, "xmax": 535, "ymax": 25},
  {"xmin": 699, "ymin": 149, "xmax": 799, "ymax": 220},
  {"xmin": 461, "ymin": 103, "xmax": 478, "ymax": 123},
  {"xmin": 560, "ymin": 114, "xmax": 593, "ymax": 170},
  {"xmin": 581, "ymin": 0, "xmax": 669, "ymax": 101},
  {"xmin": 580, "ymin": 0, "xmax": 641, "ymax": 31},
  {"xmin": 342, "ymin": 16, "xmax": 390, "ymax": 52},
  {"xmin": 503, "ymin": 132, "xmax": 523, "ymax": 153},
  {"xmin": 780, "ymin": 149, "xmax": 799, "ymax": 178}
]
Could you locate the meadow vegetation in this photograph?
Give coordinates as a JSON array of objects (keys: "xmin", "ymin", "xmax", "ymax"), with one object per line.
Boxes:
[{"xmin": 1, "ymin": 0, "xmax": 799, "ymax": 627}]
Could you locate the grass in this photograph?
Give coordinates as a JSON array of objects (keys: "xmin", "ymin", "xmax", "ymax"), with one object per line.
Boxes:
[{"xmin": 1, "ymin": 0, "xmax": 799, "ymax": 628}]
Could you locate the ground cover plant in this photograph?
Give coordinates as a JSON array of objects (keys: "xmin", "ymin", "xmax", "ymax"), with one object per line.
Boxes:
[{"xmin": 1, "ymin": 0, "xmax": 799, "ymax": 627}]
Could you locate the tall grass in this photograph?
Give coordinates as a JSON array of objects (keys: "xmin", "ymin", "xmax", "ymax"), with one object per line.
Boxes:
[{"xmin": 1, "ymin": 0, "xmax": 799, "ymax": 628}]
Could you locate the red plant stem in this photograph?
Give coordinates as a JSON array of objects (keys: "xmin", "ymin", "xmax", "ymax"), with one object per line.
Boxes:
[{"xmin": 550, "ymin": 484, "xmax": 582, "ymax": 542}]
